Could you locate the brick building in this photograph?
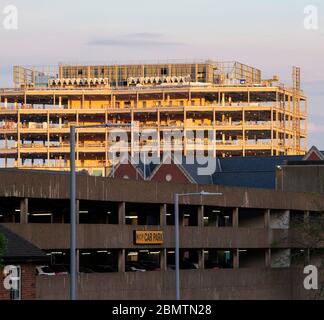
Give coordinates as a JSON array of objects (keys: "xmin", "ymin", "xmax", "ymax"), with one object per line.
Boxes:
[{"xmin": 0, "ymin": 225, "xmax": 47, "ymax": 300}]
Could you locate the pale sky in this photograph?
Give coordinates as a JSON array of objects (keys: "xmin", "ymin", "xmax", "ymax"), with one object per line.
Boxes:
[{"xmin": 0, "ymin": 0, "xmax": 323, "ymax": 147}]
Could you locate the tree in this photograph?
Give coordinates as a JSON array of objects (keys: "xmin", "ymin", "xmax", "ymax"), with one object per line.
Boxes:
[
  {"xmin": 272, "ymin": 211, "xmax": 324, "ymax": 299},
  {"xmin": 0, "ymin": 233, "xmax": 7, "ymax": 268}
]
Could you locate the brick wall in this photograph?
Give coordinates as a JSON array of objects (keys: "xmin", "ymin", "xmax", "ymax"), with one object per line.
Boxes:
[{"xmin": 0, "ymin": 263, "xmax": 36, "ymax": 300}]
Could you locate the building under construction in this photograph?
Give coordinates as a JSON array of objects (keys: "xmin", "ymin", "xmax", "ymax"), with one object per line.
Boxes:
[{"xmin": 0, "ymin": 60, "xmax": 307, "ymax": 176}]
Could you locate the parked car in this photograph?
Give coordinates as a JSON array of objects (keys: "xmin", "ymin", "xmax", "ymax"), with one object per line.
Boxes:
[
  {"xmin": 51, "ymin": 265, "xmax": 69, "ymax": 275},
  {"xmin": 91, "ymin": 265, "xmax": 117, "ymax": 273},
  {"xmin": 36, "ymin": 265, "xmax": 55, "ymax": 276},
  {"xmin": 126, "ymin": 262, "xmax": 146, "ymax": 272},
  {"xmin": 167, "ymin": 260, "xmax": 198, "ymax": 270},
  {"xmin": 140, "ymin": 261, "xmax": 160, "ymax": 271},
  {"xmin": 79, "ymin": 266, "xmax": 95, "ymax": 274},
  {"xmin": 205, "ymin": 260, "xmax": 231, "ymax": 269}
]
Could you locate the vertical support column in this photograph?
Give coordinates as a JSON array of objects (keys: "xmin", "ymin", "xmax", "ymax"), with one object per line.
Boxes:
[
  {"xmin": 233, "ymin": 249, "xmax": 239, "ymax": 269},
  {"xmin": 118, "ymin": 202, "xmax": 126, "ymax": 224},
  {"xmin": 17, "ymin": 110, "xmax": 21, "ymax": 167},
  {"xmin": 198, "ymin": 249, "xmax": 205, "ymax": 269},
  {"xmin": 160, "ymin": 204, "xmax": 167, "ymax": 227},
  {"xmin": 20, "ymin": 198, "xmax": 28, "ymax": 224},
  {"xmin": 76, "ymin": 249, "xmax": 80, "ymax": 273},
  {"xmin": 242, "ymin": 107, "xmax": 245, "ymax": 156},
  {"xmin": 76, "ymin": 110, "xmax": 79, "ymax": 162},
  {"xmin": 233, "ymin": 208, "xmax": 239, "ymax": 228},
  {"xmin": 271, "ymin": 106, "xmax": 274, "ymax": 156},
  {"xmin": 70, "ymin": 125, "xmax": 77, "ymax": 300},
  {"xmin": 197, "ymin": 205, "xmax": 204, "ymax": 227},
  {"xmin": 303, "ymin": 210, "xmax": 311, "ymax": 263},
  {"xmin": 264, "ymin": 209, "xmax": 271, "ymax": 267},
  {"xmin": 157, "ymin": 111, "xmax": 161, "ymax": 157},
  {"xmin": 47, "ymin": 110, "xmax": 50, "ymax": 167},
  {"xmin": 160, "ymin": 248, "xmax": 167, "ymax": 271},
  {"xmin": 118, "ymin": 249, "xmax": 125, "ymax": 272},
  {"xmin": 105, "ymin": 111, "xmax": 108, "ymax": 169},
  {"xmin": 265, "ymin": 249, "xmax": 271, "ymax": 268},
  {"xmin": 183, "ymin": 107, "xmax": 187, "ymax": 156},
  {"xmin": 179, "ymin": 207, "xmax": 185, "ymax": 226},
  {"xmin": 76, "ymin": 200, "xmax": 80, "ymax": 224},
  {"xmin": 264, "ymin": 209, "xmax": 271, "ymax": 229},
  {"xmin": 213, "ymin": 106, "xmax": 216, "ymax": 157}
]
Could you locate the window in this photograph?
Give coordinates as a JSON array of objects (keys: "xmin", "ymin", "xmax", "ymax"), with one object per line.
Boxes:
[
  {"xmin": 161, "ymin": 67, "xmax": 168, "ymax": 76},
  {"xmin": 9, "ymin": 265, "xmax": 21, "ymax": 300},
  {"xmin": 165, "ymin": 174, "xmax": 172, "ymax": 182}
]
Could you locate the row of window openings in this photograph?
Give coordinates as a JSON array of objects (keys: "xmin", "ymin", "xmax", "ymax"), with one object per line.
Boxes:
[
  {"xmin": 2, "ymin": 208, "xmax": 311, "ymax": 228},
  {"xmin": 0, "ymin": 208, "xmax": 232, "ymax": 226},
  {"xmin": 0, "ymin": 204, "xmax": 314, "ymax": 225}
]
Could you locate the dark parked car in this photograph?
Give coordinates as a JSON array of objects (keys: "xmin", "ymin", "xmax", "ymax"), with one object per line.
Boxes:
[
  {"xmin": 91, "ymin": 265, "xmax": 117, "ymax": 273},
  {"xmin": 168, "ymin": 260, "xmax": 198, "ymax": 270},
  {"xmin": 51, "ymin": 265, "xmax": 69, "ymax": 275},
  {"xmin": 79, "ymin": 266, "xmax": 95, "ymax": 273},
  {"xmin": 205, "ymin": 260, "xmax": 231, "ymax": 269},
  {"xmin": 125, "ymin": 262, "xmax": 146, "ymax": 272},
  {"xmin": 140, "ymin": 261, "xmax": 160, "ymax": 271}
]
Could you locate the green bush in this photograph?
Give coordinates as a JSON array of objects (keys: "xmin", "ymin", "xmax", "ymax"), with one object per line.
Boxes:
[{"xmin": 0, "ymin": 233, "xmax": 7, "ymax": 268}]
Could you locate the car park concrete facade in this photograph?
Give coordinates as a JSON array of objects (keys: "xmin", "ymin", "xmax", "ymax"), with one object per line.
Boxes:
[{"xmin": 0, "ymin": 169, "xmax": 323, "ymax": 299}]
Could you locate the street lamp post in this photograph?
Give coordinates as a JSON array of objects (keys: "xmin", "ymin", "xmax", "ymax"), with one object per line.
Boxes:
[
  {"xmin": 70, "ymin": 123, "xmax": 131, "ymax": 300},
  {"xmin": 173, "ymin": 191, "xmax": 222, "ymax": 300}
]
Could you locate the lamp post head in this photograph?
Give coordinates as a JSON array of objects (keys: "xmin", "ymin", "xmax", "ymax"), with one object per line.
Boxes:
[{"xmin": 200, "ymin": 191, "xmax": 223, "ymax": 196}]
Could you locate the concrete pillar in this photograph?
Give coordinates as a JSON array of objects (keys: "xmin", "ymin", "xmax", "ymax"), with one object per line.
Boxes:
[
  {"xmin": 20, "ymin": 198, "xmax": 28, "ymax": 224},
  {"xmin": 76, "ymin": 249, "xmax": 80, "ymax": 273},
  {"xmin": 198, "ymin": 250, "xmax": 205, "ymax": 269},
  {"xmin": 197, "ymin": 205, "xmax": 204, "ymax": 227},
  {"xmin": 233, "ymin": 249, "xmax": 239, "ymax": 269},
  {"xmin": 118, "ymin": 249, "xmax": 125, "ymax": 272},
  {"xmin": 265, "ymin": 249, "xmax": 271, "ymax": 267},
  {"xmin": 179, "ymin": 209, "xmax": 185, "ymax": 226},
  {"xmin": 264, "ymin": 209, "xmax": 270, "ymax": 229},
  {"xmin": 118, "ymin": 202, "xmax": 126, "ymax": 224},
  {"xmin": 160, "ymin": 204, "xmax": 167, "ymax": 227},
  {"xmin": 160, "ymin": 249, "xmax": 167, "ymax": 271},
  {"xmin": 76, "ymin": 200, "xmax": 80, "ymax": 224},
  {"xmin": 233, "ymin": 208, "xmax": 239, "ymax": 228}
]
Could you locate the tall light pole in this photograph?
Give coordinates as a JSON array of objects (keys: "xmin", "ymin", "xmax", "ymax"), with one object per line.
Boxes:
[
  {"xmin": 173, "ymin": 191, "xmax": 222, "ymax": 300},
  {"xmin": 70, "ymin": 122, "xmax": 131, "ymax": 300}
]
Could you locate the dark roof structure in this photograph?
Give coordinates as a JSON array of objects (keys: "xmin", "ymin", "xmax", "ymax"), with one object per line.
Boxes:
[
  {"xmin": 177, "ymin": 155, "xmax": 303, "ymax": 189},
  {"xmin": 0, "ymin": 225, "xmax": 48, "ymax": 263},
  {"xmin": 211, "ymin": 155, "xmax": 303, "ymax": 189}
]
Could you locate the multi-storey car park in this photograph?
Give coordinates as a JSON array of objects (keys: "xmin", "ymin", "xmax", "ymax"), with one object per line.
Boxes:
[
  {"xmin": 0, "ymin": 169, "xmax": 323, "ymax": 300},
  {"xmin": 0, "ymin": 60, "xmax": 307, "ymax": 176}
]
